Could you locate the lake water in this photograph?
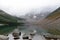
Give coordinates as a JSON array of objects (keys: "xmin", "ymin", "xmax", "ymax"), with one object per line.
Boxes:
[
  {"xmin": 0, "ymin": 24, "xmax": 47, "ymax": 40},
  {"xmin": 0, "ymin": 25, "xmax": 17, "ymax": 35}
]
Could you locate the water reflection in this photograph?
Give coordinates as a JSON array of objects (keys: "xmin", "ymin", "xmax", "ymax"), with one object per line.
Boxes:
[
  {"xmin": 18, "ymin": 25, "xmax": 47, "ymax": 35},
  {"xmin": 0, "ymin": 24, "xmax": 47, "ymax": 35},
  {"xmin": 0, "ymin": 25, "xmax": 47, "ymax": 40},
  {"xmin": 0, "ymin": 25, "xmax": 17, "ymax": 35}
]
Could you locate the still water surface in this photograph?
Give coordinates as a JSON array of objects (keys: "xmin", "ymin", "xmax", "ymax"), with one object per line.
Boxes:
[
  {"xmin": 0, "ymin": 25, "xmax": 47, "ymax": 40},
  {"xmin": 0, "ymin": 25, "xmax": 47, "ymax": 34}
]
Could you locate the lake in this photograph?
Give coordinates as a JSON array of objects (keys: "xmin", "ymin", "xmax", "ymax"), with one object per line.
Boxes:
[
  {"xmin": 0, "ymin": 24, "xmax": 47, "ymax": 35},
  {"xmin": 0, "ymin": 24, "xmax": 47, "ymax": 40}
]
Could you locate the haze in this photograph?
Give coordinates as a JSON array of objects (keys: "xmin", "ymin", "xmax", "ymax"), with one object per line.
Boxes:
[{"xmin": 0, "ymin": 0, "xmax": 60, "ymax": 16}]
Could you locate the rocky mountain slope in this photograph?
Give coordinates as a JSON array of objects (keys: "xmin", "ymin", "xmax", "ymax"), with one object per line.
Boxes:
[{"xmin": 37, "ymin": 7, "xmax": 60, "ymax": 35}]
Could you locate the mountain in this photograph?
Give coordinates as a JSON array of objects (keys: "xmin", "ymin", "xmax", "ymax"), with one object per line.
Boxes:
[
  {"xmin": 37, "ymin": 7, "xmax": 60, "ymax": 35},
  {"xmin": 0, "ymin": 10, "xmax": 24, "ymax": 25},
  {"xmin": 24, "ymin": 8, "xmax": 54, "ymax": 24},
  {"xmin": 0, "ymin": 10, "xmax": 25, "ymax": 35}
]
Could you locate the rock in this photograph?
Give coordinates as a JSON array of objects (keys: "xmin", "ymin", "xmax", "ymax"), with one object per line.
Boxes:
[{"xmin": 0, "ymin": 35, "xmax": 9, "ymax": 40}]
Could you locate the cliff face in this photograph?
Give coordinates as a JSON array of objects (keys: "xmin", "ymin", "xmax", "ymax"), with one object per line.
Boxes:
[{"xmin": 37, "ymin": 7, "xmax": 60, "ymax": 35}]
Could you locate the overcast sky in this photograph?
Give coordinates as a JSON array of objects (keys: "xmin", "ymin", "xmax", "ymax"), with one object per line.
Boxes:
[{"xmin": 0, "ymin": 0, "xmax": 60, "ymax": 16}]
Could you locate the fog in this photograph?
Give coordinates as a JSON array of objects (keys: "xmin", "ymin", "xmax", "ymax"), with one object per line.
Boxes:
[{"xmin": 0, "ymin": 0, "xmax": 60, "ymax": 16}]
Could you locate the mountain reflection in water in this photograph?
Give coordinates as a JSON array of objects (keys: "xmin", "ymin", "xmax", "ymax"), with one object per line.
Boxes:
[
  {"xmin": 0, "ymin": 25, "xmax": 17, "ymax": 35},
  {"xmin": 0, "ymin": 24, "xmax": 47, "ymax": 35},
  {"xmin": 18, "ymin": 25, "xmax": 47, "ymax": 35}
]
